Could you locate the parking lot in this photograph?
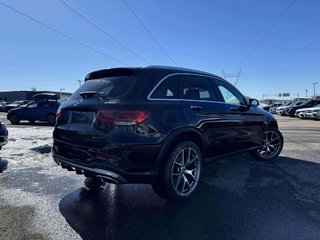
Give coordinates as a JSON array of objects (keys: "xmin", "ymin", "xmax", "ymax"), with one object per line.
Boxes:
[{"xmin": 0, "ymin": 112, "xmax": 320, "ymax": 240}]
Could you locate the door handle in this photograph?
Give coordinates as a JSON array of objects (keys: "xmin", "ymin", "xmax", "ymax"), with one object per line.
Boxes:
[{"xmin": 190, "ymin": 105, "xmax": 203, "ymax": 111}]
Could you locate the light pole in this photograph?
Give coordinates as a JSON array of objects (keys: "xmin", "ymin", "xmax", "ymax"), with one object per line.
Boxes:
[
  {"xmin": 311, "ymin": 82, "xmax": 318, "ymax": 99},
  {"xmin": 59, "ymin": 88, "xmax": 65, "ymax": 99}
]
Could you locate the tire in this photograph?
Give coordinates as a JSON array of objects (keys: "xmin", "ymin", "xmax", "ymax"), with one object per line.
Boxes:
[
  {"xmin": 152, "ymin": 141, "xmax": 203, "ymax": 201},
  {"xmin": 84, "ymin": 177, "xmax": 103, "ymax": 191},
  {"xmin": 250, "ymin": 127, "xmax": 283, "ymax": 161},
  {"xmin": 47, "ymin": 114, "xmax": 56, "ymax": 125},
  {"xmin": 8, "ymin": 114, "xmax": 20, "ymax": 125}
]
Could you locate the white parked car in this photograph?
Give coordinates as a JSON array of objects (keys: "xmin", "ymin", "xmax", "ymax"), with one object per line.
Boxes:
[
  {"xmin": 295, "ymin": 104, "xmax": 320, "ymax": 119},
  {"xmin": 275, "ymin": 102, "xmax": 295, "ymax": 115},
  {"xmin": 313, "ymin": 111, "xmax": 320, "ymax": 120},
  {"xmin": 306, "ymin": 104, "xmax": 320, "ymax": 119},
  {"xmin": 295, "ymin": 107, "xmax": 314, "ymax": 118}
]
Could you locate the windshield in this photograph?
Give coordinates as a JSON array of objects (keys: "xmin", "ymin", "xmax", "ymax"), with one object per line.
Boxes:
[{"xmin": 293, "ymin": 101, "xmax": 305, "ymax": 106}]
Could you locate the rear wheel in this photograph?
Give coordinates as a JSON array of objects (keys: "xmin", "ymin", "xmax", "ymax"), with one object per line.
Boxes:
[
  {"xmin": 152, "ymin": 141, "xmax": 202, "ymax": 201},
  {"xmin": 250, "ymin": 127, "xmax": 283, "ymax": 161},
  {"xmin": 47, "ymin": 114, "xmax": 56, "ymax": 125},
  {"xmin": 9, "ymin": 114, "xmax": 20, "ymax": 125}
]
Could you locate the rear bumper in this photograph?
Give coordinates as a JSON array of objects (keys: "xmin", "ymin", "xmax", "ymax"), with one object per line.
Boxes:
[{"xmin": 52, "ymin": 143, "xmax": 157, "ymax": 184}]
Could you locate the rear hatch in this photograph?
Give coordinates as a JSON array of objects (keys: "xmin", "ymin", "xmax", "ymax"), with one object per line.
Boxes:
[{"xmin": 54, "ymin": 73, "xmax": 137, "ymax": 148}]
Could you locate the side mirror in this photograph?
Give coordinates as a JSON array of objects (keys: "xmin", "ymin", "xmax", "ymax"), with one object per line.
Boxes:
[{"xmin": 249, "ymin": 99, "xmax": 259, "ymax": 107}]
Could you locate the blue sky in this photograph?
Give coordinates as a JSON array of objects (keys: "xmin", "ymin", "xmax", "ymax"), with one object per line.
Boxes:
[{"xmin": 0, "ymin": 0, "xmax": 319, "ymax": 99}]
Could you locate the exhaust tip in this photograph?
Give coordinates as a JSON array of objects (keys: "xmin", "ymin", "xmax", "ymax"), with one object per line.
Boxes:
[{"xmin": 97, "ymin": 175, "xmax": 120, "ymax": 184}]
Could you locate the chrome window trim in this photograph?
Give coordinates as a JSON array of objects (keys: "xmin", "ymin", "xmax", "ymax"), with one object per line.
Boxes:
[
  {"xmin": 147, "ymin": 72, "xmax": 223, "ymax": 101},
  {"xmin": 148, "ymin": 97, "xmax": 221, "ymax": 104},
  {"xmin": 147, "ymin": 72, "xmax": 247, "ymax": 107}
]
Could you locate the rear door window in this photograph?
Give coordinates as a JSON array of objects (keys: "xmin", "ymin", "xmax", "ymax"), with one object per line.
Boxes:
[
  {"xmin": 70, "ymin": 76, "xmax": 136, "ymax": 100},
  {"xmin": 182, "ymin": 75, "xmax": 217, "ymax": 101}
]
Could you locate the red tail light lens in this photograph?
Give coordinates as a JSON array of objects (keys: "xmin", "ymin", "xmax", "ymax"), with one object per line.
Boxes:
[
  {"xmin": 96, "ymin": 110, "xmax": 149, "ymax": 126},
  {"xmin": 56, "ymin": 108, "xmax": 65, "ymax": 124}
]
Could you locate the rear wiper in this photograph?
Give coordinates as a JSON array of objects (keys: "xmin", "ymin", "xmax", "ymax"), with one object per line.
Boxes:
[{"xmin": 79, "ymin": 91, "xmax": 98, "ymax": 99}]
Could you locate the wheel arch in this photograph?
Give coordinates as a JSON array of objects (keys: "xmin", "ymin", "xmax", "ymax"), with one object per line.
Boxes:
[
  {"xmin": 154, "ymin": 127, "xmax": 205, "ymax": 175},
  {"xmin": 265, "ymin": 119, "xmax": 278, "ymax": 130}
]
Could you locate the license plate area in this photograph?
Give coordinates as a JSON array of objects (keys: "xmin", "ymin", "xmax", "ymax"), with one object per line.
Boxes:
[{"xmin": 69, "ymin": 111, "xmax": 96, "ymax": 125}]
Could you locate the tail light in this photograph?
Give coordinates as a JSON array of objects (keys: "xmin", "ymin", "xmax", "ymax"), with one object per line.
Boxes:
[
  {"xmin": 96, "ymin": 110, "xmax": 149, "ymax": 126},
  {"xmin": 56, "ymin": 108, "xmax": 65, "ymax": 124}
]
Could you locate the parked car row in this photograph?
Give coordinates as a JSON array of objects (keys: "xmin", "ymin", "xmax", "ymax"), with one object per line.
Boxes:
[{"xmin": 265, "ymin": 100, "xmax": 320, "ymax": 120}]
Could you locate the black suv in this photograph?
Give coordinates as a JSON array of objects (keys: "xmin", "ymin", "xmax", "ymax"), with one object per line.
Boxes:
[{"xmin": 52, "ymin": 66, "xmax": 283, "ymax": 201}]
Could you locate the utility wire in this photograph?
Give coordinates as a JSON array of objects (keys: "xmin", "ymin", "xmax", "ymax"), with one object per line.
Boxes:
[
  {"xmin": 232, "ymin": 0, "xmax": 296, "ymax": 71},
  {"xmin": 58, "ymin": 0, "xmax": 149, "ymax": 64},
  {"xmin": 141, "ymin": 0, "xmax": 181, "ymax": 66},
  {"xmin": 0, "ymin": 1, "xmax": 126, "ymax": 65},
  {"xmin": 266, "ymin": 36, "xmax": 320, "ymax": 69},
  {"xmin": 123, "ymin": 0, "xmax": 177, "ymax": 66},
  {"xmin": 86, "ymin": 0, "xmax": 144, "ymax": 54}
]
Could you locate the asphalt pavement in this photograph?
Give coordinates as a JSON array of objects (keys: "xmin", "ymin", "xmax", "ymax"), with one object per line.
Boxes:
[{"xmin": 0, "ymin": 113, "xmax": 320, "ymax": 240}]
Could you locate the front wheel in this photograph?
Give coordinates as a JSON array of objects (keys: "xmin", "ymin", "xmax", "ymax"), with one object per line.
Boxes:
[
  {"xmin": 152, "ymin": 141, "xmax": 203, "ymax": 201},
  {"xmin": 250, "ymin": 127, "xmax": 283, "ymax": 161}
]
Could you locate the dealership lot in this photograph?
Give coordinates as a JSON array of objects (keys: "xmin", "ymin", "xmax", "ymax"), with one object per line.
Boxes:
[{"xmin": 0, "ymin": 113, "xmax": 320, "ymax": 240}]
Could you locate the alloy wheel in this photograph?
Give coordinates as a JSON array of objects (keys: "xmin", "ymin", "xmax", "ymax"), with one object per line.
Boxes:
[
  {"xmin": 171, "ymin": 147, "xmax": 200, "ymax": 196},
  {"xmin": 258, "ymin": 130, "xmax": 281, "ymax": 158}
]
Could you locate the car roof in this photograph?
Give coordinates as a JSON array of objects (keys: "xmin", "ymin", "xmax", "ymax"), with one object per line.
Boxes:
[{"xmin": 85, "ymin": 65, "xmax": 224, "ymax": 81}]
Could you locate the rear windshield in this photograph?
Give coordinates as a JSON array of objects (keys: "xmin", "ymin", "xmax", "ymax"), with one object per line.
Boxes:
[{"xmin": 70, "ymin": 76, "xmax": 136, "ymax": 100}]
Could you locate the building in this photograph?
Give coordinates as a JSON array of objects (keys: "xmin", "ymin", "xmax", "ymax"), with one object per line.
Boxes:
[{"xmin": 0, "ymin": 90, "xmax": 72, "ymax": 103}]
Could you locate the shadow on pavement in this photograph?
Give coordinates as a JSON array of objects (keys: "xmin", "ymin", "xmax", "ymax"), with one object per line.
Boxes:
[
  {"xmin": 59, "ymin": 155, "xmax": 320, "ymax": 240},
  {"xmin": 0, "ymin": 158, "xmax": 8, "ymax": 173}
]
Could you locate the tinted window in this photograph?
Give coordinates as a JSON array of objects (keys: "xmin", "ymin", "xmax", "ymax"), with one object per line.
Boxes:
[
  {"xmin": 49, "ymin": 102, "xmax": 59, "ymax": 107},
  {"xmin": 215, "ymin": 79, "xmax": 245, "ymax": 105},
  {"xmin": 150, "ymin": 75, "xmax": 181, "ymax": 99},
  {"xmin": 27, "ymin": 102, "xmax": 38, "ymax": 108},
  {"xmin": 182, "ymin": 75, "xmax": 217, "ymax": 101},
  {"xmin": 70, "ymin": 76, "xmax": 135, "ymax": 100}
]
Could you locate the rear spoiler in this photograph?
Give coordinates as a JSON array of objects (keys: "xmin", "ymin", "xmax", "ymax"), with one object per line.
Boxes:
[{"xmin": 85, "ymin": 68, "xmax": 136, "ymax": 81}]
